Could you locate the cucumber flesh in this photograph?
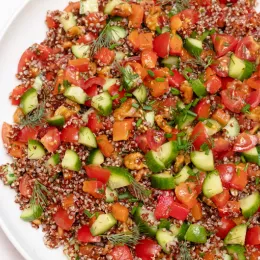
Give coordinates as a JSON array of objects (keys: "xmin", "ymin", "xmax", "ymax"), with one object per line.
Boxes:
[
  {"xmin": 156, "ymin": 229, "xmax": 176, "ymax": 254},
  {"xmin": 133, "ymin": 85, "xmax": 147, "ymax": 104},
  {"xmin": 47, "ymin": 153, "xmax": 60, "ymax": 167},
  {"xmin": 161, "ymin": 56, "xmax": 179, "ymax": 68},
  {"xmin": 4, "ymin": 165, "xmax": 16, "ymax": 185},
  {"xmin": 33, "ymin": 75, "xmax": 43, "ymax": 92},
  {"xmin": 71, "ymin": 44, "xmax": 90, "ymax": 58},
  {"xmin": 28, "ymin": 140, "xmax": 46, "ymax": 160},
  {"xmin": 103, "ymin": 78, "xmax": 118, "ymax": 91},
  {"xmin": 184, "ymin": 38, "xmax": 203, "ymax": 57},
  {"xmin": 20, "ymin": 205, "xmax": 43, "ymax": 222},
  {"xmin": 80, "ymin": 0, "xmax": 99, "ymax": 14},
  {"xmin": 203, "ymin": 119, "xmax": 222, "ymax": 136},
  {"xmin": 174, "ymin": 165, "xmax": 191, "ymax": 185},
  {"xmin": 202, "ymin": 171, "xmax": 223, "ymax": 198},
  {"xmin": 86, "ymin": 149, "xmax": 104, "ymax": 165},
  {"xmin": 145, "ymin": 111, "xmax": 155, "ymax": 126},
  {"xmin": 78, "ymin": 127, "xmax": 97, "ymax": 148},
  {"xmin": 47, "ymin": 115, "xmax": 65, "ymax": 127},
  {"xmin": 151, "ymin": 173, "xmax": 175, "ymax": 190},
  {"xmin": 184, "ymin": 224, "xmax": 208, "ymax": 243},
  {"xmin": 90, "ymin": 213, "xmax": 117, "ymax": 236},
  {"xmin": 224, "ymin": 224, "xmax": 247, "ymax": 245},
  {"xmin": 60, "ymin": 12, "xmax": 77, "ymax": 32},
  {"xmin": 145, "ymin": 151, "xmax": 165, "ymax": 173},
  {"xmin": 104, "ymin": 0, "xmax": 123, "ymax": 14},
  {"xmin": 91, "ymin": 92, "xmax": 112, "ymax": 116},
  {"xmin": 64, "ymin": 86, "xmax": 88, "ymax": 104},
  {"xmin": 105, "ymin": 187, "xmax": 118, "ymax": 203},
  {"xmin": 20, "ymin": 88, "xmax": 38, "ymax": 115},
  {"xmin": 157, "ymin": 141, "xmax": 178, "ymax": 168},
  {"xmin": 239, "ymin": 191, "xmax": 260, "ymax": 218},
  {"xmin": 190, "ymin": 150, "xmax": 215, "ymax": 171},
  {"xmin": 177, "ymin": 114, "xmax": 196, "ymax": 130},
  {"xmin": 226, "ymin": 245, "xmax": 246, "ymax": 260},
  {"xmin": 242, "ymin": 146, "xmax": 260, "ymax": 165},
  {"xmin": 62, "ymin": 150, "xmax": 82, "ymax": 172},
  {"xmin": 107, "ymin": 166, "xmax": 131, "ymax": 189},
  {"xmin": 223, "ymin": 117, "xmax": 240, "ymax": 137},
  {"xmin": 191, "ymin": 79, "xmax": 207, "ymax": 97},
  {"xmin": 110, "ymin": 26, "xmax": 127, "ymax": 42}
]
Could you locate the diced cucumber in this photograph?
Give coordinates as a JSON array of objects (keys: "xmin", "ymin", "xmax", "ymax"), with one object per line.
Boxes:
[
  {"xmin": 223, "ymin": 254, "xmax": 233, "ymax": 260},
  {"xmin": 161, "ymin": 26, "xmax": 170, "ymax": 34},
  {"xmin": 191, "ymin": 79, "xmax": 207, "ymax": 97},
  {"xmin": 20, "ymin": 88, "xmax": 38, "ymax": 115},
  {"xmin": 20, "ymin": 205, "xmax": 43, "ymax": 222},
  {"xmin": 90, "ymin": 213, "xmax": 117, "ymax": 236},
  {"xmin": 161, "ymin": 56, "xmax": 179, "ymax": 68},
  {"xmin": 82, "ymin": 108, "xmax": 95, "ymax": 123},
  {"xmin": 174, "ymin": 165, "xmax": 191, "ymax": 185},
  {"xmin": 107, "ymin": 166, "xmax": 131, "ymax": 189},
  {"xmin": 229, "ymin": 54, "xmax": 254, "ymax": 81},
  {"xmin": 133, "ymin": 85, "xmax": 147, "ymax": 104},
  {"xmin": 169, "ymin": 224, "xmax": 180, "ymax": 236},
  {"xmin": 224, "ymin": 224, "xmax": 247, "ymax": 245},
  {"xmin": 78, "ymin": 127, "xmax": 97, "ymax": 148},
  {"xmin": 71, "ymin": 44, "xmax": 90, "ymax": 58},
  {"xmin": 203, "ymin": 119, "xmax": 222, "ymax": 136},
  {"xmin": 239, "ymin": 191, "xmax": 260, "ymax": 218},
  {"xmin": 177, "ymin": 114, "xmax": 196, "ymax": 130},
  {"xmin": 62, "ymin": 150, "xmax": 82, "ymax": 172},
  {"xmin": 177, "ymin": 222, "xmax": 190, "ymax": 241},
  {"xmin": 145, "ymin": 111, "xmax": 155, "ymax": 127},
  {"xmin": 47, "ymin": 115, "xmax": 65, "ymax": 127},
  {"xmin": 226, "ymin": 245, "xmax": 246, "ymax": 260},
  {"xmin": 202, "ymin": 171, "xmax": 223, "ymax": 198},
  {"xmin": 47, "ymin": 153, "xmax": 60, "ymax": 167},
  {"xmin": 156, "ymin": 229, "xmax": 176, "ymax": 254},
  {"xmin": 91, "ymin": 92, "xmax": 112, "ymax": 116},
  {"xmin": 223, "ymin": 117, "xmax": 240, "ymax": 137},
  {"xmin": 104, "ymin": 0, "xmax": 123, "ymax": 14},
  {"xmin": 59, "ymin": 12, "xmax": 77, "ymax": 32},
  {"xmin": 33, "ymin": 75, "xmax": 43, "ymax": 92},
  {"xmin": 4, "ymin": 165, "xmax": 16, "ymax": 185},
  {"xmin": 105, "ymin": 187, "xmax": 118, "ymax": 203},
  {"xmin": 28, "ymin": 140, "xmax": 45, "ymax": 160},
  {"xmin": 157, "ymin": 141, "xmax": 178, "ymax": 168},
  {"xmin": 151, "ymin": 173, "xmax": 175, "ymax": 190},
  {"xmin": 110, "ymin": 26, "xmax": 127, "ymax": 42},
  {"xmin": 184, "ymin": 224, "xmax": 208, "ymax": 243},
  {"xmin": 103, "ymin": 78, "xmax": 118, "ymax": 91},
  {"xmin": 145, "ymin": 151, "xmax": 165, "ymax": 173},
  {"xmin": 242, "ymin": 146, "xmax": 260, "ymax": 165},
  {"xmin": 86, "ymin": 149, "xmax": 104, "ymax": 165},
  {"xmin": 122, "ymin": 65, "xmax": 139, "ymax": 91},
  {"xmin": 190, "ymin": 150, "xmax": 215, "ymax": 171},
  {"xmin": 184, "ymin": 38, "xmax": 203, "ymax": 57},
  {"xmin": 64, "ymin": 86, "xmax": 88, "ymax": 104},
  {"xmin": 80, "ymin": 0, "xmax": 99, "ymax": 14},
  {"xmin": 115, "ymin": 51, "xmax": 125, "ymax": 61},
  {"xmin": 134, "ymin": 206, "xmax": 158, "ymax": 237}
]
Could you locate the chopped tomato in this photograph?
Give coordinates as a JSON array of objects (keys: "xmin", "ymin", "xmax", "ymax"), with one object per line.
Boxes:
[
  {"xmin": 216, "ymin": 217, "xmax": 236, "ymax": 239},
  {"xmin": 40, "ymin": 127, "xmax": 60, "ymax": 152},
  {"xmin": 177, "ymin": 9, "xmax": 199, "ymax": 30},
  {"xmin": 127, "ymin": 62, "xmax": 148, "ymax": 80},
  {"xmin": 191, "ymin": 201, "xmax": 203, "ymax": 221},
  {"xmin": 221, "ymin": 77, "xmax": 234, "ymax": 90},
  {"xmin": 10, "ymin": 85, "xmax": 29, "ymax": 105},
  {"xmin": 146, "ymin": 129, "xmax": 166, "ymax": 151},
  {"xmin": 169, "ymin": 34, "xmax": 183, "ymax": 56},
  {"xmin": 246, "ymin": 89, "xmax": 260, "ymax": 108},
  {"xmin": 246, "ymin": 226, "xmax": 260, "ymax": 245},
  {"xmin": 64, "ymin": 1, "xmax": 80, "ymax": 12},
  {"xmin": 46, "ymin": 15, "xmax": 58, "ymax": 29},
  {"xmin": 94, "ymin": 47, "xmax": 115, "ymax": 65},
  {"xmin": 148, "ymin": 79, "xmax": 169, "ymax": 97},
  {"xmin": 218, "ymin": 201, "xmax": 241, "ymax": 217},
  {"xmin": 60, "ymin": 125, "xmax": 79, "ymax": 143},
  {"xmin": 175, "ymin": 182, "xmax": 198, "ymax": 209},
  {"xmin": 141, "ymin": 50, "xmax": 158, "ymax": 69},
  {"xmin": 84, "ymin": 84, "xmax": 98, "ymax": 106},
  {"xmin": 77, "ymin": 32, "xmax": 97, "ymax": 44},
  {"xmin": 170, "ymin": 15, "xmax": 182, "ymax": 32},
  {"xmin": 19, "ymin": 174, "xmax": 32, "ymax": 197},
  {"xmin": 128, "ymin": 4, "xmax": 144, "ymax": 28},
  {"xmin": 233, "ymin": 133, "xmax": 258, "ymax": 152},
  {"xmin": 221, "ymin": 88, "xmax": 245, "ymax": 113},
  {"xmin": 128, "ymin": 30, "xmax": 140, "ymax": 51},
  {"xmin": 169, "ymin": 201, "xmax": 190, "ymax": 221},
  {"xmin": 193, "ymin": 98, "xmax": 210, "ymax": 119},
  {"xmin": 191, "ymin": 122, "xmax": 210, "ymax": 151},
  {"xmin": 83, "ymin": 180, "xmax": 105, "ymax": 199},
  {"xmin": 8, "ymin": 141, "xmax": 25, "ymax": 158},
  {"xmin": 54, "ymin": 208, "xmax": 75, "ymax": 231},
  {"xmin": 135, "ymin": 134, "xmax": 149, "ymax": 153},
  {"xmin": 230, "ymin": 164, "xmax": 248, "ymax": 191},
  {"xmin": 35, "ymin": 44, "xmax": 52, "ymax": 61},
  {"xmin": 168, "ymin": 70, "xmax": 185, "ymax": 88},
  {"xmin": 154, "ymin": 194, "xmax": 174, "ymax": 220},
  {"xmin": 62, "ymin": 194, "xmax": 74, "ymax": 209},
  {"xmin": 86, "ymin": 111, "xmax": 104, "ymax": 134},
  {"xmin": 2, "ymin": 122, "xmax": 11, "ymax": 145},
  {"xmin": 212, "ymin": 137, "xmax": 230, "ymax": 153},
  {"xmin": 246, "ymin": 72, "xmax": 260, "ymax": 90},
  {"xmin": 113, "ymin": 119, "xmax": 134, "ymax": 141},
  {"xmin": 153, "ymin": 32, "xmax": 170, "ymax": 58},
  {"xmin": 18, "ymin": 48, "xmax": 37, "ymax": 73},
  {"xmin": 77, "ymin": 225, "xmax": 101, "ymax": 243},
  {"xmin": 216, "ymin": 164, "xmax": 235, "ymax": 189},
  {"xmin": 17, "ymin": 127, "xmax": 39, "ymax": 143},
  {"xmin": 211, "ymin": 56, "xmax": 230, "ymax": 77},
  {"xmin": 135, "ymin": 239, "xmax": 161, "ymax": 260},
  {"xmin": 212, "ymin": 109, "xmax": 230, "ymax": 126},
  {"xmin": 68, "ymin": 58, "xmax": 90, "ymax": 72},
  {"xmin": 96, "ymin": 135, "xmax": 114, "ymax": 157},
  {"xmin": 111, "ymin": 203, "xmax": 129, "ymax": 223},
  {"xmin": 211, "ymin": 189, "xmax": 230, "ymax": 208},
  {"xmin": 84, "ymin": 165, "xmax": 110, "ymax": 184},
  {"xmin": 211, "ymin": 34, "xmax": 238, "ymax": 57},
  {"xmin": 188, "ymin": 172, "xmax": 206, "ymax": 194},
  {"xmin": 64, "ymin": 66, "xmax": 80, "ymax": 86},
  {"xmin": 139, "ymin": 33, "xmax": 153, "ymax": 51},
  {"xmin": 108, "ymin": 84, "xmax": 125, "ymax": 105},
  {"xmin": 109, "ymin": 246, "xmax": 133, "ymax": 260},
  {"xmin": 167, "ymin": 128, "xmax": 179, "ymax": 141},
  {"xmin": 205, "ymin": 75, "xmax": 222, "ymax": 94}
]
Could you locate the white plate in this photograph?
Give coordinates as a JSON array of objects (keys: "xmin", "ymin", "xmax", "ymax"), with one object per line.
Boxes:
[{"xmin": 0, "ymin": 1, "xmax": 259, "ymax": 260}]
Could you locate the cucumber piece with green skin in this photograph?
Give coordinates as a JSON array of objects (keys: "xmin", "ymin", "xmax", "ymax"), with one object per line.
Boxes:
[
  {"xmin": 28, "ymin": 140, "xmax": 45, "ymax": 160},
  {"xmin": 110, "ymin": 26, "xmax": 127, "ymax": 42},
  {"xmin": 122, "ymin": 65, "xmax": 139, "ymax": 91},
  {"xmin": 156, "ymin": 229, "xmax": 176, "ymax": 254},
  {"xmin": 177, "ymin": 114, "xmax": 196, "ymax": 130},
  {"xmin": 239, "ymin": 191, "xmax": 260, "ymax": 218},
  {"xmin": 157, "ymin": 141, "xmax": 178, "ymax": 168},
  {"xmin": 174, "ymin": 165, "xmax": 191, "ymax": 185},
  {"xmin": 4, "ymin": 165, "xmax": 16, "ymax": 185},
  {"xmin": 71, "ymin": 44, "xmax": 90, "ymax": 58},
  {"xmin": 184, "ymin": 224, "xmax": 208, "ymax": 243},
  {"xmin": 226, "ymin": 245, "xmax": 246, "ymax": 260},
  {"xmin": 86, "ymin": 149, "xmax": 104, "ymax": 165},
  {"xmin": 47, "ymin": 154, "xmax": 60, "ymax": 167},
  {"xmin": 161, "ymin": 56, "xmax": 179, "ymax": 68},
  {"xmin": 202, "ymin": 171, "xmax": 223, "ymax": 198},
  {"xmin": 80, "ymin": 0, "xmax": 99, "ymax": 14},
  {"xmin": 242, "ymin": 146, "xmax": 260, "ymax": 165},
  {"xmin": 90, "ymin": 213, "xmax": 117, "ymax": 236},
  {"xmin": 134, "ymin": 206, "xmax": 158, "ymax": 237},
  {"xmin": 169, "ymin": 224, "xmax": 180, "ymax": 236},
  {"xmin": 224, "ymin": 224, "xmax": 247, "ymax": 245},
  {"xmin": 190, "ymin": 150, "xmax": 214, "ymax": 171},
  {"xmin": 103, "ymin": 78, "xmax": 118, "ymax": 91},
  {"xmin": 20, "ymin": 88, "xmax": 38, "ymax": 115},
  {"xmin": 104, "ymin": 0, "xmax": 123, "ymax": 14},
  {"xmin": 145, "ymin": 151, "xmax": 165, "ymax": 173},
  {"xmin": 107, "ymin": 166, "xmax": 131, "ymax": 189},
  {"xmin": 203, "ymin": 119, "xmax": 222, "ymax": 136},
  {"xmin": 161, "ymin": 26, "xmax": 170, "ymax": 33},
  {"xmin": 133, "ymin": 85, "xmax": 147, "ymax": 104},
  {"xmin": 223, "ymin": 254, "xmax": 233, "ymax": 260},
  {"xmin": 115, "ymin": 51, "xmax": 125, "ymax": 61},
  {"xmin": 20, "ymin": 205, "xmax": 43, "ymax": 222},
  {"xmin": 62, "ymin": 150, "xmax": 82, "ymax": 172},
  {"xmin": 177, "ymin": 222, "xmax": 190, "ymax": 241},
  {"xmin": 145, "ymin": 111, "xmax": 155, "ymax": 126},
  {"xmin": 47, "ymin": 115, "xmax": 65, "ymax": 127},
  {"xmin": 151, "ymin": 173, "xmax": 175, "ymax": 190},
  {"xmin": 229, "ymin": 54, "xmax": 254, "ymax": 81},
  {"xmin": 64, "ymin": 86, "xmax": 88, "ymax": 105},
  {"xmin": 60, "ymin": 12, "xmax": 77, "ymax": 32},
  {"xmin": 184, "ymin": 38, "xmax": 203, "ymax": 57},
  {"xmin": 224, "ymin": 117, "xmax": 240, "ymax": 137},
  {"xmin": 91, "ymin": 92, "xmax": 112, "ymax": 116},
  {"xmin": 191, "ymin": 79, "xmax": 207, "ymax": 97},
  {"xmin": 105, "ymin": 187, "xmax": 118, "ymax": 203},
  {"xmin": 78, "ymin": 127, "xmax": 97, "ymax": 148},
  {"xmin": 33, "ymin": 75, "xmax": 43, "ymax": 92}
]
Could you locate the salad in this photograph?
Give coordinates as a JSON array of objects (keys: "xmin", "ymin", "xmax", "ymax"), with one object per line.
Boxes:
[{"xmin": 1, "ymin": 0, "xmax": 260, "ymax": 259}]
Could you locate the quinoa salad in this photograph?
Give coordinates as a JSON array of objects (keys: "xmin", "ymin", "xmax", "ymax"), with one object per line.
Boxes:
[{"xmin": 1, "ymin": 0, "xmax": 260, "ymax": 259}]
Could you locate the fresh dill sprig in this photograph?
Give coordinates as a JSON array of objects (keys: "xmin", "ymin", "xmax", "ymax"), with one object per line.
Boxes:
[
  {"xmin": 175, "ymin": 0, "xmax": 190, "ymax": 13},
  {"xmin": 185, "ymin": 55, "xmax": 213, "ymax": 69},
  {"xmin": 102, "ymin": 226, "xmax": 140, "ymax": 247},
  {"xmin": 30, "ymin": 180, "xmax": 49, "ymax": 209},
  {"xmin": 180, "ymin": 242, "xmax": 192, "ymax": 260},
  {"xmin": 129, "ymin": 177, "xmax": 151, "ymax": 201},
  {"xmin": 117, "ymin": 64, "xmax": 139, "ymax": 91}
]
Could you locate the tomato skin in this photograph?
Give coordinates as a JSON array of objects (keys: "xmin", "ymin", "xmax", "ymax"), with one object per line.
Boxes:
[
  {"xmin": 179, "ymin": 9, "xmax": 199, "ymax": 25},
  {"xmin": 169, "ymin": 34, "xmax": 183, "ymax": 56},
  {"xmin": 146, "ymin": 129, "xmax": 166, "ymax": 151},
  {"xmin": 84, "ymin": 165, "xmax": 110, "ymax": 184},
  {"xmin": 221, "ymin": 88, "xmax": 245, "ymax": 113},
  {"xmin": 135, "ymin": 134, "xmax": 149, "ymax": 153},
  {"xmin": 175, "ymin": 182, "xmax": 198, "ymax": 209},
  {"xmin": 19, "ymin": 174, "xmax": 32, "ymax": 197},
  {"xmin": 94, "ymin": 47, "xmax": 115, "ymax": 65},
  {"xmin": 211, "ymin": 189, "xmax": 230, "ymax": 208},
  {"xmin": 233, "ymin": 133, "xmax": 258, "ymax": 152},
  {"xmin": 60, "ymin": 125, "xmax": 79, "ymax": 143},
  {"xmin": 36, "ymin": 44, "xmax": 52, "ymax": 61},
  {"xmin": 68, "ymin": 58, "xmax": 90, "ymax": 73},
  {"xmin": 46, "ymin": 15, "xmax": 58, "ymax": 29},
  {"xmin": 83, "ymin": 180, "xmax": 105, "ymax": 199},
  {"xmin": 211, "ymin": 56, "xmax": 230, "ymax": 77},
  {"xmin": 153, "ymin": 32, "xmax": 170, "ymax": 58},
  {"xmin": 54, "ymin": 208, "xmax": 75, "ymax": 231},
  {"xmin": 18, "ymin": 48, "xmax": 37, "ymax": 73},
  {"xmin": 191, "ymin": 122, "xmax": 209, "ymax": 151},
  {"xmin": 17, "ymin": 127, "xmax": 39, "ymax": 143},
  {"xmin": 218, "ymin": 201, "xmax": 240, "ymax": 217},
  {"xmin": 77, "ymin": 32, "xmax": 97, "ymax": 44},
  {"xmin": 87, "ymin": 111, "xmax": 104, "ymax": 134},
  {"xmin": 41, "ymin": 127, "xmax": 61, "ymax": 153},
  {"xmin": 108, "ymin": 84, "xmax": 126, "ymax": 105},
  {"xmin": 81, "ymin": 77, "xmax": 105, "ymax": 90},
  {"xmin": 141, "ymin": 50, "xmax": 158, "ymax": 69},
  {"xmin": 221, "ymin": 77, "xmax": 234, "ymax": 90},
  {"xmin": 169, "ymin": 201, "xmax": 190, "ymax": 221},
  {"xmin": 109, "ymin": 245, "xmax": 133, "ymax": 260},
  {"xmin": 2, "ymin": 122, "xmax": 12, "ymax": 145},
  {"xmin": 212, "ymin": 137, "xmax": 230, "ymax": 156},
  {"xmin": 10, "ymin": 85, "xmax": 29, "ymax": 105},
  {"xmin": 168, "ymin": 70, "xmax": 185, "ymax": 88},
  {"xmin": 230, "ymin": 164, "xmax": 248, "ymax": 191},
  {"xmin": 77, "ymin": 225, "xmax": 101, "ymax": 243},
  {"xmin": 96, "ymin": 135, "xmax": 114, "ymax": 158},
  {"xmin": 205, "ymin": 75, "xmax": 222, "ymax": 94},
  {"xmin": 246, "ymin": 89, "xmax": 260, "ymax": 108},
  {"xmin": 216, "ymin": 218, "xmax": 236, "ymax": 239},
  {"xmin": 135, "ymin": 239, "xmax": 161, "ymax": 260},
  {"xmin": 64, "ymin": 66, "xmax": 80, "ymax": 86},
  {"xmin": 154, "ymin": 194, "xmax": 174, "ymax": 220},
  {"xmin": 84, "ymin": 85, "xmax": 98, "ymax": 106},
  {"xmin": 8, "ymin": 141, "xmax": 25, "ymax": 158},
  {"xmin": 211, "ymin": 34, "xmax": 238, "ymax": 57},
  {"xmin": 216, "ymin": 164, "xmax": 235, "ymax": 189},
  {"xmin": 246, "ymin": 227, "xmax": 260, "ymax": 245},
  {"xmin": 246, "ymin": 72, "xmax": 260, "ymax": 90},
  {"xmin": 193, "ymin": 98, "xmax": 210, "ymax": 119}
]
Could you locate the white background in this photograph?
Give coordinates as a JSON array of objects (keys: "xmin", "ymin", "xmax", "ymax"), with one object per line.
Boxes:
[{"xmin": 0, "ymin": 1, "xmax": 25, "ymax": 259}]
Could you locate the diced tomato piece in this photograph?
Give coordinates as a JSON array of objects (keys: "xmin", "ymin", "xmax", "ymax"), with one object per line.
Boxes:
[
  {"xmin": 211, "ymin": 34, "xmax": 238, "ymax": 57},
  {"xmin": 84, "ymin": 84, "xmax": 98, "ymax": 107},
  {"xmin": 109, "ymin": 245, "xmax": 133, "ymax": 260},
  {"xmin": 18, "ymin": 48, "xmax": 37, "ymax": 73},
  {"xmin": 139, "ymin": 33, "xmax": 153, "ymax": 51},
  {"xmin": 94, "ymin": 47, "xmax": 115, "ymax": 65},
  {"xmin": 108, "ymin": 84, "xmax": 125, "ymax": 105},
  {"xmin": 64, "ymin": 1, "xmax": 80, "ymax": 12},
  {"xmin": 135, "ymin": 239, "xmax": 161, "ymax": 260},
  {"xmin": 212, "ymin": 137, "xmax": 230, "ymax": 153},
  {"xmin": 169, "ymin": 34, "xmax": 183, "ymax": 56},
  {"xmin": 230, "ymin": 164, "xmax": 248, "ymax": 191},
  {"xmin": 128, "ymin": 30, "xmax": 140, "ymax": 51},
  {"xmin": 127, "ymin": 61, "xmax": 148, "ymax": 80},
  {"xmin": 146, "ymin": 129, "xmax": 166, "ymax": 151},
  {"xmin": 246, "ymin": 89, "xmax": 260, "ymax": 108},
  {"xmin": 40, "ymin": 127, "xmax": 60, "ymax": 152},
  {"xmin": 84, "ymin": 165, "xmax": 110, "ymax": 184},
  {"xmin": 81, "ymin": 77, "xmax": 105, "ymax": 90},
  {"xmin": 211, "ymin": 189, "xmax": 230, "ymax": 208},
  {"xmin": 148, "ymin": 79, "xmax": 169, "ymax": 97},
  {"xmin": 64, "ymin": 66, "xmax": 80, "ymax": 86},
  {"xmin": 128, "ymin": 4, "xmax": 144, "ymax": 28},
  {"xmin": 216, "ymin": 218, "xmax": 236, "ymax": 239},
  {"xmin": 77, "ymin": 225, "xmax": 101, "ymax": 243},
  {"xmin": 170, "ymin": 15, "xmax": 182, "ymax": 32},
  {"xmin": 191, "ymin": 122, "xmax": 210, "ymax": 151},
  {"xmin": 246, "ymin": 72, "xmax": 260, "ymax": 90},
  {"xmin": 233, "ymin": 133, "xmax": 258, "ymax": 152},
  {"xmin": 212, "ymin": 109, "xmax": 230, "ymax": 126},
  {"xmin": 154, "ymin": 194, "xmax": 174, "ymax": 220},
  {"xmin": 113, "ymin": 119, "xmax": 134, "ymax": 141},
  {"xmin": 35, "ymin": 44, "xmax": 52, "ymax": 61},
  {"xmin": 8, "ymin": 141, "xmax": 25, "ymax": 158},
  {"xmin": 87, "ymin": 111, "xmax": 104, "ymax": 134},
  {"xmin": 141, "ymin": 50, "xmax": 158, "ymax": 69},
  {"xmin": 83, "ymin": 180, "xmax": 105, "ymax": 199},
  {"xmin": 168, "ymin": 70, "xmax": 185, "ymax": 88},
  {"xmin": 179, "ymin": 9, "xmax": 199, "ymax": 27},
  {"xmin": 205, "ymin": 75, "xmax": 222, "ymax": 94},
  {"xmin": 96, "ymin": 135, "xmax": 114, "ymax": 157},
  {"xmin": 175, "ymin": 182, "xmax": 198, "ymax": 209},
  {"xmin": 77, "ymin": 32, "xmax": 97, "ymax": 44},
  {"xmin": 216, "ymin": 164, "xmax": 236, "ymax": 189},
  {"xmin": 68, "ymin": 58, "xmax": 90, "ymax": 72},
  {"xmin": 191, "ymin": 201, "xmax": 203, "ymax": 221},
  {"xmin": 111, "ymin": 203, "xmax": 129, "ymax": 223},
  {"xmin": 193, "ymin": 98, "xmax": 210, "ymax": 119},
  {"xmin": 17, "ymin": 127, "xmax": 39, "ymax": 143},
  {"xmin": 221, "ymin": 77, "xmax": 234, "ymax": 90},
  {"xmin": 246, "ymin": 226, "xmax": 260, "ymax": 245},
  {"xmin": 19, "ymin": 174, "xmax": 32, "ymax": 197},
  {"xmin": 54, "ymin": 207, "xmax": 75, "ymax": 231},
  {"xmin": 2, "ymin": 122, "xmax": 11, "ymax": 145},
  {"xmin": 218, "ymin": 201, "xmax": 240, "ymax": 217},
  {"xmin": 169, "ymin": 201, "xmax": 190, "ymax": 220},
  {"xmin": 211, "ymin": 56, "xmax": 230, "ymax": 77},
  {"xmin": 10, "ymin": 85, "xmax": 29, "ymax": 105},
  {"xmin": 46, "ymin": 15, "xmax": 58, "ymax": 29},
  {"xmin": 60, "ymin": 125, "xmax": 79, "ymax": 143},
  {"xmin": 153, "ymin": 32, "xmax": 170, "ymax": 58},
  {"xmin": 135, "ymin": 134, "xmax": 149, "ymax": 153}
]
